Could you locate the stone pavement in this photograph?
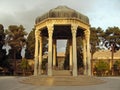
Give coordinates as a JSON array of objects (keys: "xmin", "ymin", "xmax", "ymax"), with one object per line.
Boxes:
[
  {"xmin": 21, "ymin": 75, "xmax": 105, "ymax": 86},
  {"xmin": 0, "ymin": 76, "xmax": 120, "ymax": 90}
]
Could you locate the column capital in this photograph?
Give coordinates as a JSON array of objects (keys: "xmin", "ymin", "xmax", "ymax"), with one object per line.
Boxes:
[
  {"xmin": 47, "ymin": 24, "xmax": 54, "ymax": 31},
  {"xmin": 38, "ymin": 35, "xmax": 42, "ymax": 41},
  {"xmin": 47, "ymin": 25, "xmax": 54, "ymax": 37},
  {"xmin": 35, "ymin": 30, "xmax": 41, "ymax": 38},
  {"xmin": 71, "ymin": 24, "xmax": 78, "ymax": 34},
  {"xmin": 84, "ymin": 30, "xmax": 90, "ymax": 39},
  {"xmin": 84, "ymin": 29, "xmax": 90, "ymax": 35}
]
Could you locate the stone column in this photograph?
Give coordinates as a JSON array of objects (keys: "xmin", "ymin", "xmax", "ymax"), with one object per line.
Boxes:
[
  {"xmin": 85, "ymin": 30, "xmax": 91, "ymax": 76},
  {"xmin": 34, "ymin": 30, "xmax": 39, "ymax": 76},
  {"xmin": 83, "ymin": 37, "xmax": 87, "ymax": 75},
  {"xmin": 71, "ymin": 25, "xmax": 78, "ymax": 76},
  {"xmin": 47, "ymin": 25, "xmax": 53, "ymax": 76},
  {"xmin": 38, "ymin": 35, "xmax": 42, "ymax": 75},
  {"xmin": 69, "ymin": 39, "xmax": 73, "ymax": 70},
  {"xmin": 53, "ymin": 39, "xmax": 57, "ymax": 69}
]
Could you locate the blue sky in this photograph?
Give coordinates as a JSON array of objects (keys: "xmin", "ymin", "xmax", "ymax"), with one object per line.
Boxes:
[{"xmin": 0, "ymin": 0, "xmax": 120, "ymax": 53}]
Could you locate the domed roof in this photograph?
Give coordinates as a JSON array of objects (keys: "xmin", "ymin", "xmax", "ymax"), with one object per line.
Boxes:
[{"xmin": 35, "ymin": 6, "xmax": 89, "ymax": 24}]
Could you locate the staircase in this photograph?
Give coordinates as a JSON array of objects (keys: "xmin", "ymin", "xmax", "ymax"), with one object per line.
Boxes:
[
  {"xmin": 21, "ymin": 75, "xmax": 105, "ymax": 86},
  {"xmin": 53, "ymin": 70, "xmax": 72, "ymax": 76}
]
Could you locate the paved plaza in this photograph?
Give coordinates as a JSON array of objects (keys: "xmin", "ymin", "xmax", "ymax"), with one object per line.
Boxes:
[{"xmin": 0, "ymin": 76, "xmax": 120, "ymax": 90}]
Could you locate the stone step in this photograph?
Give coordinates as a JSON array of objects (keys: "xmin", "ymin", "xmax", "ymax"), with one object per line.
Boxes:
[
  {"xmin": 53, "ymin": 70, "xmax": 72, "ymax": 76},
  {"xmin": 21, "ymin": 75, "xmax": 105, "ymax": 86}
]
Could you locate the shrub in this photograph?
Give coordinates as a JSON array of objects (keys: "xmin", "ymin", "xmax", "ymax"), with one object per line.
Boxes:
[{"xmin": 95, "ymin": 60, "xmax": 109, "ymax": 76}]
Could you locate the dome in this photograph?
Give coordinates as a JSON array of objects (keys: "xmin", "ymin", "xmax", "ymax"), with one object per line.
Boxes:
[{"xmin": 35, "ymin": 6, "xmax": 89, "ymax": 24}]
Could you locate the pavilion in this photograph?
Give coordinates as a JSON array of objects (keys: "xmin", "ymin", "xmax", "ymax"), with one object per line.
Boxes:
[{"xmin": 34, "ymin": 6, "xmax": 91, "ymax": 76}]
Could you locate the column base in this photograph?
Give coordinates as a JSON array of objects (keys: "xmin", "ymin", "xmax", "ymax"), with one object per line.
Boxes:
[
  {"xmin": 53, "ymin": 66, "xmax": 57, "ymax": 70},
  {"xmin": 38, "ymin": 71, "xmax": 41, "ymax": 75},
  {"xmin": 48, "ymin": 69, "xmax": 52, "ymax": 76},
  {"xmin": 70, "ymin": 66, "xmax": 72, "ymax": 70},
  {"xmin": 34, "ymin": 71, "xmax": 38, "ymax": 76},
  {"xmin": 73, "ymin": 69, "xmax": 77, "ymax": 77},
  {"xmin": 84, "ymin": 69, "xmax": 87, "ymax": 75}
]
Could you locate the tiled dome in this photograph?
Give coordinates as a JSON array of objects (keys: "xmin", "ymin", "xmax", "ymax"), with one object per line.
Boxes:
[{"xmin": 35, "ymin": 6, "xmax": 89, "ymax": 24}]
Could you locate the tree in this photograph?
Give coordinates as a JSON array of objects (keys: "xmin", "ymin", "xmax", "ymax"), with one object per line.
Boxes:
[
  {"xmin": 25, "ymin": 28, "xmax": 35, "ymax": 59},
  {"xmin": 6, "ymin": 25, "xmax": 27, "ymax": 75},
  {"xmin": 90, "ymin": 27, "xmax": 104, "ymax": 75},
  {"xmin": 0, "ymin": 24, "xmax": 5, "ymax": 63},
  {"xmin": 103, "ymin": 27, "xmax": 120, "ymax": 71},
  {"xmin": 90, "ymin": 27, "xmax": 104, "ymax": 59},
  {"xmin": 0, "ymin": 24, "xmax": 10, "ymax": 75},
  {"xmin": 0, "ymin": 24, "xmax": 5, "ymax": 49}
]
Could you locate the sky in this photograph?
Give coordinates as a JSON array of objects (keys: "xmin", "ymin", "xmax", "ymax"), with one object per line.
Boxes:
[{"xmin": 0, "ymin": 0, "xmax": 120, "ymax": 53}]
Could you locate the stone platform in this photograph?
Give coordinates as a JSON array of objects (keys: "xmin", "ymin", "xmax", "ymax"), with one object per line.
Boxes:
[{"xmin": 21, "ymin": 75, "xmax": 105, "ymax": 86}]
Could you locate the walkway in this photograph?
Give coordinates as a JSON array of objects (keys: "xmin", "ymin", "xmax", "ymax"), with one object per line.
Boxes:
[{"xmin": 0, "ymin": 76, "xmax": 120, "ymax": 90}]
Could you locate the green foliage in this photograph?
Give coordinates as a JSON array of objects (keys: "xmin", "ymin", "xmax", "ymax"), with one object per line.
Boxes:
[
  {"xmin": 0, "ymin": 49, "xmax": 10, "ymax": 69},
  {"xmin": 0, "ymin": 24, "xmax": 5, "ymax": 49},
  {"xmin": 113, "ymin": 60, "xmax": 120, "ymax": 71},
  {"xmin": 90, "ymin": 27, "xmax": 104, "ymax": 58},
  {"xmin": 25, "ymin": 28, "xmax": 35, "ymax": 59},
  {"xmin": 103, "ymin": 26, "xmax": 120, "ymax": 51},
  {"xmin": 77, "ymin": 37, "xmax": 83, "ymax": 53},
  {"xmin": 20, "ymin": 58, "xmax": 30, "ymax": 76},
  {"xmin": 6, "ymin": 25, "xmax": 27, "ymax": 50},
  {"xmin": 0, "ymin": 24, "xmax": 10, "ymax": 71},
  {"xmin": 77, "ymin": 49, "xmax": 83, "ymax": 69},
  {"xmin": 42, "ymin": 58, "xmax": 48, "ymax": 70},
  {"xmin": 6, "ymin": 25, "xmax": 27, "ymax": 75},
  {"xmin": 95, "ymin": 61, "xmax": 109, "ymax": 74},
  {"xmin": 20, "ymin": 58, "xmax": 30, "ymax": 70},
  {"xmin": 42, "ymin": 37, "xmax": 48, "ymax": 54},
  {"xmin": 102, "ymin": 26, "xmax": 120, "ymax": 71},
  {"xmin": 6, "ymin": 25, "xmax": 27, "ymax": 59}
]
